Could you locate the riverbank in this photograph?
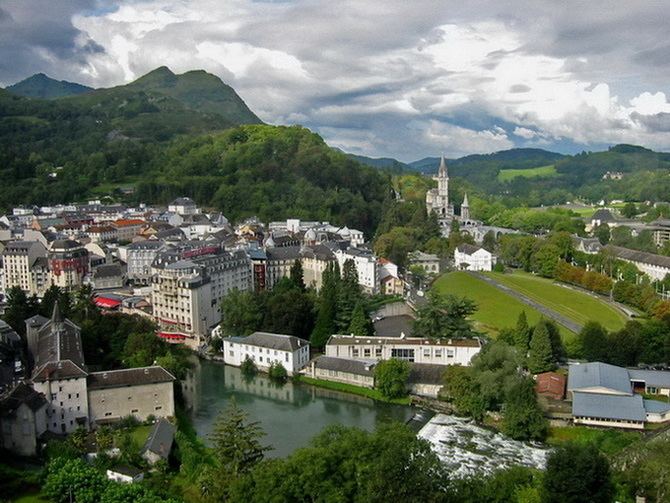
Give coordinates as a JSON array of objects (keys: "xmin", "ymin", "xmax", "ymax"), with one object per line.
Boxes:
[{"xmin": 294, "ymin": 375, "xmax": 412, "ymax": 405}]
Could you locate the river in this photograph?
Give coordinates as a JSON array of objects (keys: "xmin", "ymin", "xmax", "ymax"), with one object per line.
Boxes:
[{"xmin": 183, "ymin": 358, "xmax": 416, "ymax": 458}]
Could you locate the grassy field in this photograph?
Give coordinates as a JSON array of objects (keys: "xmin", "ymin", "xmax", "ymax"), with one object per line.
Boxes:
[
  {"xmin": 488, "ymin": 271, "xmax": 628, "ymax": 332},
  {"xmin": 547, "ymin": 426, "xmax": 641, "ymax": 456},
  {"xmin": 13, "ymin": 493, "xmax": 49, "ymax": 503},
  {"xmin": 296, "ymin": 376, "xmax": 411, "ymax": 405},
  {"xmin": 497, "ymin": 164, "xmax": 557, "ymax": 182},
  {"xmin": 432, "ymin": 272, "xmax": 572, "ymax": 338}
]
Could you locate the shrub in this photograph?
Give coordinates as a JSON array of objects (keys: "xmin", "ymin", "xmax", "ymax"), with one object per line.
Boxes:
[
  {"xmin": 374, "ymin": 359, "xmax": 410, "ymax": 399},
  {"xmin": 268, "ymin": 361, "xmax": 288, "ymax": 384},
  {"xmin": 240, "ymin": 356, "xmax": 257, "ymax": 377}
]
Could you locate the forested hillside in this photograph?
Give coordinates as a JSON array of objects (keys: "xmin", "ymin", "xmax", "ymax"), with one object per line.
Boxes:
[{"xmin": 6, "ymin": 73, "xmax": 94, "ymax": 99}]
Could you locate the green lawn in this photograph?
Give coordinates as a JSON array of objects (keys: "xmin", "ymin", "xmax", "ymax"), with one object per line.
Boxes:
[
  {"xmin": 487, "ymin": 271, "xmax": 627, "ymax": 332},
  {"xmin": 547, "ymin": 426, "xmax": 641, "ymax": 456},
  {"xmin": 296, "ymin": 376, "xmax": 411, "ymax": 405},
  {"xmin": 497, "ymin": 164, "xmax": 557, "ymax": 182},
  {"xmin": 432, "ymin": 272, "xmax": 572, "ymax": 339},
  {"xmin": 12, "ymin": 493, "xmax": 49, "ymax": 503}
]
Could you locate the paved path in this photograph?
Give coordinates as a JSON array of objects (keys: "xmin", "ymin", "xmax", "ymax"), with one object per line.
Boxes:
[{"xmin": 469, "ymin": 272, "xmax": 583, "ymax": 333}]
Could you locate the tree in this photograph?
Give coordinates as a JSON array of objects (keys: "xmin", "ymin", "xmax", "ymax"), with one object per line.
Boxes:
[
  {"xmin": 514, "ymin": 311, "xmax": 531, "ymax": 351},
  {"xmin": 122, "ymin": 331, "xmax": 166, "ymax": 368},
  {"xmin": 593, "ymin": 224, "xmax": 610, "ymax": 245},
  {"xmin": 413, "ymin": 292, "xmax": 478, "ymax": 339},
  {"xmin": 621, "ymin": 201, "xmax": 638, "ymax": 218},
  {"xmin": 95, "ymin": 426, "xmax": 113, "ymax": 452},
  {"xmin": 311, "ymin": 262, "xmax": 340, "ymax": 348},
  {"xmin": 579, "ymin": 321, "xmax": 609, "ymax": 361},
  {"xmin": 501, "ymin": 376, "xmax": 547, "ymax": 441},
  {"xmin": 542, "ymin": 443, "xmax": 614, "ymax": 503},
  {"xmin": 240, "ymin": 356, "xmax": 257, "ymax": 377},
  {"xmin": 440, "ymin": 365, "xmax": 487, "ymax": 420},
  {"xmin": 289, "ymin": 259, "xmax": 305, "ymax": 291},
  {"xmin": 2, "ymin": 286, "xmax": 35, "ymax": 335},
  {"xmin": 336, "ymin": 258, "xmax": 362, "ymax": 331},
  {"xmin": 527, "ymin": 321, "xmax": 555, "ymax": 373},
  {"xmin": 204, "ymin": 398, "xmax": 271, "ymax": 499},
  {"xmin": 374, "ymin": 359, "xmax": 410, "ymax": 399},
  {"xmin": 220, "ymin": 289, "xmax": 263, "ymax": 337},
  {"xmin": 44, "ymin": 457, "xmax": 108, "ymax": 503},
  {"xmin": 268, "ymin": 361, "xmax": 288, "ymax": 383},
  {"xmin": 348, "ymin": 301, "xmax": 373, "ymax": 337},
  {"xmin": 262, "ymin": 285, "xmax": 315, "ymax": 338},
  {"xmin": 482, "ymin": 230, "xmax": 497, "ymax": 252}
]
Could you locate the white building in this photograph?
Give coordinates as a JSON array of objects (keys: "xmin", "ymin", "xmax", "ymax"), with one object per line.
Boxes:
[
  {"xmin": 408, "ymin": 251, "xmax": 441, "ymax": 275},
  {"xmin": 425, "ymin": 156, "xmax": 454, "ymax": 219},
  {"xmin": 607, "ymin": 245, "xmax": 670, "ymax": 282},
  {"xmin": 168, "ymin": 197, "xmax": 199, "ymax": 216},
  {"xmin": 151, "ymin": 248, "xmax": 252, "ymax": 348},
  {"xmin": 2, "ymin": 241, "xmax": 49, "ymax": 296},
  {"xmin": 454, "ymin": 244, "xmax": 496, "ymax": 272},
  {"xmin": 126, "ymin": 240, "xmax": 165, "ymax": 284},
  {"xmin": 325, "ymin": 334, "xmax": 482, "ymax": 366},
  {"xmin": 334, "ymin": 247, "xmax": 379, "ymax": 294},
  {"xmin": 222, "ymin": 332, "xmax": 310, "ymax": 375}
]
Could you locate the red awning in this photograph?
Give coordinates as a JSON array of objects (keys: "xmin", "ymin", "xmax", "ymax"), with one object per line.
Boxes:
[
  {"xmin": 157, "ymin": 332, "xmax": 187, "ymax": 341},
  {"xmin": 95, "ymin": 297, "xmax": 121, "ymax": 308}
]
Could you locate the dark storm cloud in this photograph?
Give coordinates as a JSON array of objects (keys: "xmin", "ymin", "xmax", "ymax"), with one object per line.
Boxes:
[
  {"xmin": 632, "ymin": 112, "xmax": 670, "ymax": 133},
  {"xmin": 0, "ymin": 0, "xmax": 102, "ymax": 86}
]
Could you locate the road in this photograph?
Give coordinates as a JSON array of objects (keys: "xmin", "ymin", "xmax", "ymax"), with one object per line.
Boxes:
[{"xmin": 469, "ymin": 271, "xmax": 583, "ymax": 334}]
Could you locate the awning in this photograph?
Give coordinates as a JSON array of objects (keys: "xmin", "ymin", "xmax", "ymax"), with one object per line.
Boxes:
[
  {"xmin": 95, "ymin": 297, "xmax": 122, "ymax": 308},
  {"xmin": 157, "ymin": 332, "xmax": 187, "ymax": 341}
]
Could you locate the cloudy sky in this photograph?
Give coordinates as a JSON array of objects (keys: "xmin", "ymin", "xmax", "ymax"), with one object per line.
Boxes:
[{"xmin": 1, "ymin": 0, "xmax": 669, "ymax": 161}]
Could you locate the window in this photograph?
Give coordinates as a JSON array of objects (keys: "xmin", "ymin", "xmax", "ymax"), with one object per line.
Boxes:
[
  {"xmin": 352, "ymin": 348, "xmax": 360, "ymax": 357},
  {"xmin": 375, "ymin": 348, "xmax": 382, "ymax": 358},
  {"xmin": 423, "ymin": 348, "xmax": 431, "ymax": 357},
  {"xmin": 229, "ymin": 351, "xmax": 234, "ymax": 357},
  {"xmin": 446, "ymin": 350, "xmax": 455, "ymax": 358},
  {"xmin": 51, "ymin": 393, "xmax": 57, "ymax": 400},
  {"xmin": 390, "ymin": 348, "xmax": 415, "ymax": 362},
  {"xmin": 435, "ymin": 349, "xmax": 442, "ymax": 358},
  {"xmin": 155, "ymin": 406, "xmax": 162, "ymax": 411},
  {"xmin": 285, "ymin": 353, "xmax": 289, "ymax": 362},
  {"xmin": 68, "ymin": 394, "xmax": 71, "ymax": 399},
  {"xmin": 104, "ymin": 412, "xmax": 112, "ymax": 417},
  {"xmin": 259, "ymin": 356, "xmax": 264, "ymax": 362},
  {"xmin": 364, "ymin": 348, "xmax": 371, "ymax": 357},
  {"xmin": 131, "ymin": 409, "xmax": 139, "ymax": 413}
]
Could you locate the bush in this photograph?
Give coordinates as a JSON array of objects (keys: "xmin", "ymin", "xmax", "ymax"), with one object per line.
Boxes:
[
  {"xmin": 240, "ymin": 356, "xmax": 257, "ymax": 377},
  {"xmin": 374, "ymin": 359, "xmax": 410, "ymax": 399},
  {"xmin": 493, "ymin": 261, "xmax": 505, "ymax": 273},
  {"xmin": 268, "ymin": 361, "xmax": 288, "ymax": 383}
]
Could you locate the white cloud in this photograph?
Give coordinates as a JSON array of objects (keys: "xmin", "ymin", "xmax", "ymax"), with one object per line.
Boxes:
[{"xmin": 3, "ymin": 0, "xmax": 665, "ymax": 159}]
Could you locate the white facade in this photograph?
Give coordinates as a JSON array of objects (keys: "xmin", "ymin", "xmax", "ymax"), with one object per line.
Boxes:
[
  {"xmin": 454, "ymin": 245, "xmax": 496, "ymax": 272},
  {"xmin": 325, "ymin": 335, "xmax": 482, "ymax": 366},
  {"xmin": 2, "ymin": 241, "xmax": 49, "ymax": 297},
  {"xmin": 33, "ymin": 375, "xmax": 89, "ymax": 434},
  {"xmin": 334, "ymin": 248, "xmax": 379, "ymax": 294},
  {"xmin": 223, "ymin": 332, "xmax": 310, "ymax": 375}
]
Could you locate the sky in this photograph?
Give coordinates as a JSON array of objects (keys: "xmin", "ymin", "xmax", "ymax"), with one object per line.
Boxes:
[{"xmin": 1, "ymin": 0, "xmax": 669, "ymax": 161}]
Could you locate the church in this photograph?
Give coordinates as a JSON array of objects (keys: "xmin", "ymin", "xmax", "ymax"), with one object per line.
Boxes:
[{"xmin": 425, "ymin": 156, "xmax": 473, "ymax": 235}]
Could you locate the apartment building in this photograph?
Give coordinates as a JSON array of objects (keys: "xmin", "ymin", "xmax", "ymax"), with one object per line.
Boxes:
[
  {"xmin": 126, "ymin": 240, "xmax": 165, "ymax": 284},
  {"xmin": 151, "ymin": 248, "xmax": 252, "ymax": 348},
  {"xmin": 2, "ymin": 241, "xmax": 49, "ymax": 296},
  {"xmin": 222, "ymin": 332, "xmax": 310, "ymax": 375},
  {"xmin": 48, "ymin": 239, "xmax": 89, "ymax": 290},
  {"xmin": 333, "ymin": 247, "xmax": 379, "ymax": 294}
]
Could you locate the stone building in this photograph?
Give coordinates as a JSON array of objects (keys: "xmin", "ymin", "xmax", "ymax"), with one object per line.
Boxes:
[
  {"xmin": 0, "ymin": 382, "xmax": 47, "ymax": 456},
  {"xmin": 2, "ymin": 240, "xmax": 49, "ymax": 296}
]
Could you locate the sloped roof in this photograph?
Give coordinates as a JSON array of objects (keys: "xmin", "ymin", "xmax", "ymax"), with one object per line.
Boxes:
[
  {"xmin": 0, "ymin": 382, "xmax": 47, "ymax": 417},
  {"xmin": 592, "ymin": 209, "xmax": 616, "ymax": 222},
  {"xmin": 607, "ymin": 245, "xmax": 670, "ymax": 269},
  {"xmin": 572, "ymin": 392, "xmax": 645, "ymax": 421},
  {"xmin": 32, "ymin": 360, "xmax": 88, "ymax": 382},
  {"xmin": 313, "ymin": 356, "xmax": 374, "ymax": 376},
  {"xmin": 141, "ymin": 419, "xmax": 176, "ymax": 459},
  {"xmin": 455, "ymin": 243, "xmax": 482, "ymax": 255},
  {"xmin": 408, "ymin": 363, "xmax": 445, "ymax": 385},
  {"xmin": 567, "ymin": 362, "xmax": 632, "ymax": 395},
  {"xmin": 644, "ymin": 399, "xmax": 670, "ymax": 414},
  {"xmin": 229, "ymin": 332, "xmax": 309, "ymax": 352},
  {"xmin": 628, "ymin": 369, "xmax": 670, "ymax": 388},
  {"xmin": 87, "ymin": 366, "xmax": 175, "ymax": 390}
]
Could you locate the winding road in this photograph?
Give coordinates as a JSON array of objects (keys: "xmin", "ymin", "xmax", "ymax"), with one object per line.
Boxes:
[{"xmin": 469, "ymin": 271, "xmax": 584, "ymax": 333}]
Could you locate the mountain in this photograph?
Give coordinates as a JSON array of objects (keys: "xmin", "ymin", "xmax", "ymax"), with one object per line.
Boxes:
[
  {"xmin": 6, "ymin": 73, "xmax": 93, "ymax": 99},
  {"xmin": 409, "ymin": 148, "xmax": 565, "ymax": 174},
  {"xmin": 344, "ymin": 153, "xmax": 409, "ymax": 172},
  {"xmin": 119, "ymin": 66, "xmax": 261, "ymax": 125}
]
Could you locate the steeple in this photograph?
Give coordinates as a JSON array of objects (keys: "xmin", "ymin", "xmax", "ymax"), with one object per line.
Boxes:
[
  {"xmin": 438, "ymin": 155, "xmax": 448, "ymax": 177},
  {"xmin": 51, "ymin": 301, "xmax": 63, "ymax": 324},
  {"xmin": 461, "ymin": 193, "xmax": 470, "ymax": 220}
]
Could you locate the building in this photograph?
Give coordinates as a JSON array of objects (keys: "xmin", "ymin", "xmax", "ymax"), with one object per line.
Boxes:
[
  {"xmin": 126, "ymin": 240, "xmax": 165, "ymax": 284},
  {"xmin": 567, "ymin": 362, "xmax": 670, "ymax": 429},
  {"xmin": 91, "ymin": 264, "xmax": 125, "ymax": 290},
  {"xmin": 571, "ymin": 236, "xmax": 603, "ymax": 255},
  {"xmin": 378, "ymin": 259, "xmax": 403, "ymax": 295},
  {"xmin": 325, "ymin": 334, "xmax": 482, "ymax": 366},
  {"xmin": 106, "ymin": 466, "xmax": 144, "ymax": 484},
  {"xmin": 2, "ymin": 241, "xmax": 49, "ymax": 296},
  {"xmin": 151, "ymin": 247, "xmax": 252, "ymax": 347},
  {"xmin": 333, "ymin": 247, "xmax": 379, "ymax": 294},
  {"xmin": 454, "ymin": 244, "xmax": 496, "ymax": 272},
  {"xmin": 141, "ymin": 418, "xmax": 176, "ymax": 465},
  {"xmin": 48, "ymin": 239, "xmax": 89, "ymax": 290},
  {"xmin": 425, "ymin": 156, "xmax": 454, "ymax": 220},
  {"xmin": 0, "ymin": 382, "xmax": 48, "ymax": 456},
  {"xmin": 647, "ymin": 219, "xmax": 670, "ymax": 247},
  {"xmin": 86, "ymin": 225, "xmax": 117, "ymax": 243},
  {"xmin": 87, "ymin": 367, "xmax": 175, "ymax": 425},
  {"xmin": 535, "ymin": 371, "xmax": 566, "ymax": 400},
  {"xmin": 407, "ymin": 363, "xmax": 445, "ymax": 398},
  {"xmin": 408, "ymin": 250, "xmax": 441, "ymax": 275},
  {"xmin": 306, "ymin": 356, "xmax": 375, "ymax": 388},
  {"xmin": 222, "ymin": 332, "xmax": 310, "ymax": 375},
  {"xmin": 112, "ymin": 219, "xmax": 146, "ymax": 242},
  {"xmin": 168, "ymin": 197, "xmax": 199, "ymax": 216},
  {"xmin": 606, "ymin": 245, "xmax": 670, "ymax": 281}
]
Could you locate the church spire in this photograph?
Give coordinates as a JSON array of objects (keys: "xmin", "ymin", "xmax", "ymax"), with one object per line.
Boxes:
[
  {"xmin": 438, "ymin": 155, "xmax": 448, "ymax": 177},
  {"xmin": 462, "ymin": 192, "xmax": 469, "ymax": 207},
  {"xmin": 51, "ymin": 301, "xmax": 63, "ymax": 324}
]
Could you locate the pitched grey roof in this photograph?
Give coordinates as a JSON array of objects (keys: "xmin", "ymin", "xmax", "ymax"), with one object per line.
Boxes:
[
  {"xmin": 93, "ymin": 264, "xmax": 123, "ymax": 279},
  {"xmin": 408, "ymin": 363, "xmax": 445, "ymax": 385},
  {"xmin": 607, "ymin": 245, "xmax": 670, "ymax": 270},
  {"xmin": 141, "ymin": 418, "xmax": 176, "ymax": 459},
  {"xmin": 0, "ymin": 382, "xmax": 47, "ymax": 416},
  {"xmin": 266, "ymin": 245, "xmax": 301, "ymax": 261},
  {"xmin": 572, "ymin": 392, "xmax": 645, "ymax": 421},
  {"xmin": 643, "ymin": 399, "xmax": 670, "ymax": 414},
  {"xmin": 87, "ymin": 366, "xmax": 175, "ymax": 390},
  {"xmin": 229, "ymin": 332, "xmax": 309, "ymax": 352},
  {"xmin": 326, "ymin": 334, "xmax": 482, "ymax": 348},
  {"xmin": 567, "ymin": 362, "xmax": 632, "ymax": 395},
  {"xmin": 456, "ymin": 243, "xmax": 482, "ymax": 255},
  {"xmin": 313, "ymin": 356, "xmax": 375, "ymax": 376},
  {"xmin": 592, "ymin": 209, "xmax": 616, "ymax": 222},
  {"xmin": 628, "ymin": 369, "xmax": 670, "ymax": 389}
]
